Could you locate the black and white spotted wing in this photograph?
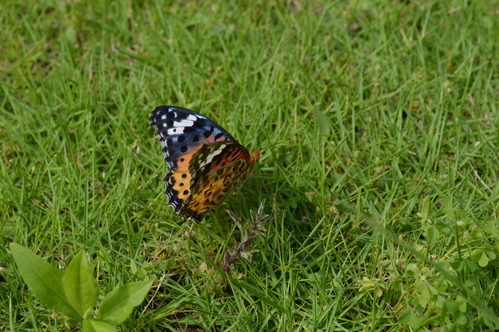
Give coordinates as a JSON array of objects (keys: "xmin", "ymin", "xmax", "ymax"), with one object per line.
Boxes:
[{"xmin": 149, "ymin": 106, "xmax": 238, "ymax": 215}]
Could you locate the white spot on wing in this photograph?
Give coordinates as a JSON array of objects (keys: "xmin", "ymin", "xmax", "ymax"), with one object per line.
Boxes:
[
  {"xmin": 174, "ymin": 119, "xmax": 195, "ymax": 127},
  {"xmin": 167, "ymin": 128, "xmax": 183, "ymax": 135}
]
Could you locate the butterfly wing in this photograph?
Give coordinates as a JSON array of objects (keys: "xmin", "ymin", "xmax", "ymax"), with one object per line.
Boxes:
[
  {"xmin": 180, "ymin": 141, "xmax": 259, "ymax": 221},
  {"xmin": 150, "ymin": 106, "xmax": 238, "ymax": 214}
]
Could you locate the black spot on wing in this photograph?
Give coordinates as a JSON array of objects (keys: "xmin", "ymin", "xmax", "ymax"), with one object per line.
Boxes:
[
  {"xmin": 163, "ymin": 170, "xmax": 183, "ymax": 213},
  {"xmin": 203, "ymin": 127, "xmax": 214, "ymax": 138}
]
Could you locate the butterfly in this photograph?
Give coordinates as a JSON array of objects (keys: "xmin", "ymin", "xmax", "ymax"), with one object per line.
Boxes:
[{"xmin": 150, "ymin": 106, "xmax": 260, "ymax": 221}]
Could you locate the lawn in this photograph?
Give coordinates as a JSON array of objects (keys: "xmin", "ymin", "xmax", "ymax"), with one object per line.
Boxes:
[{"xmin": 1, "ymin": 0, "xmax": 499, "ymax": 331}]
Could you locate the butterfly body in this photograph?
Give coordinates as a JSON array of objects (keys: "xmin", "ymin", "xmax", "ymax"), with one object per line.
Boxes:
[{"xmin": 150, "ymin": 106, "xmax": 259, "ymax": 221}]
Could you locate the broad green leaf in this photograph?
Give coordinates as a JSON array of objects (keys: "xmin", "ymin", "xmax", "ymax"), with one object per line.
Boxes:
[
  {"xmin": 417, "ymin": 295, "xmax": 428, "ymax": 307},
  {"xmin": 97, "ymin": 279, "xmax": 154, "ymax": 325},
  {"xmin": 63, "ymin": 251, "xmax": 99, "ymax": 317},
  {"xmin": 457, "ymin": 208, "xmax": 469, "ymax": 222},
  {"xmin": 455, "ymin": 312, "xmax": 468, "ymax": 325},
  {"xmin": 10, "ymin": 243, "xmax": 81, "ymax": 320},
  {"xmin": 436, "ymin": 294, "xmax": 446, "ymax": 308},
  {"xmin": 465, "ymin": 260, "xmax": 477, "ymax": 273},
  {"xmin": 435, "ymin": 221, "xmax": 449, "ymax": 232},
  {"xmin": 443, "ymin": 300, "xmax": 460, "ymax": 314},
  {"xmin": 406, "ymin": 263, "xmax": 419, "ymax": 275},
  {"xmin": 455, "ymin": 196, "xmax": 466, "ymax": 206},
  {"xmin": 456, "ymin": 295, "xmax": 467, "ymax": 313},
  {"xmin": 332, "ymin": 279, "xmax": 342, "ymax": 288},
  {"xmin": 484, "ymin": 219, "xmax": 499, "ymax": 236},
  {"xmin": 421, "ymin": 219, "xmax": 431, "ymax": 232},
  {"xmin": 486, "ymin": 251, "xmax": 496, "ymax": 260},
  {"xmin": 83, "ymin": 318, "xmax": 117, "ymax": 332},
  {"xmin": 312, "ymin": 107, "xmax": 331, "ymax": 136},
  {"xmin": 441, "ymin": 196, "xmax": 453, "ymax": 217},
  {"xmin": 427, "ymin": 227, "xmax": 440, "ymax": 241},
  {"xmin": 478, "ymin": 252, "xmax": 489, "ymax": 267},
  {"xmin": 399, "ymin": 310, "xmax": 420, "ymax": 329},
  {"xmin": 471, "ymin": 228, "xmax": 483, "ymax": 239},
  {"xmin": 414, "ymin": 304, "xmax": 424, "ymax": 316},
  {"xmin": 465, "ymin": 278, "xmax": 476, "ymax": 287},
  {"xmin": 451, "ymin": 258, "xmax": 464, "ymax": 271},
  {"xmin": 421, "ymin": 196, "xmax": 430, "ymax": 221},
  {"xmin": 415, "ymin": 282, "xmax": 430, "ymax": 298},
  {"xmin": 65, "ymin": 26, "xmax": 77, "ymax": 45},
  {"xmin": 427, "ymin": 283, "xmax": 439, "ymax": 295},
  {"xmin": 358, "ymin": 277, "xmax": 374, "ymax": 292},
  {"xmin": 130, "ymin": 260, "xmax": 138, "ymax": 274}
]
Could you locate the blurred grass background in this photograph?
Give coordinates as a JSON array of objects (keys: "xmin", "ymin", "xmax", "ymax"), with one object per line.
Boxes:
[{"xmin": 1, "ymin": 0, "xmax": 499, "ymax": 331}]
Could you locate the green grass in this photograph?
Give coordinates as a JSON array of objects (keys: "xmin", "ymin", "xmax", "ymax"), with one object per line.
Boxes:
[{"xmin": 1, "ymin": 0, "xmax": 499, "ymax": 331}]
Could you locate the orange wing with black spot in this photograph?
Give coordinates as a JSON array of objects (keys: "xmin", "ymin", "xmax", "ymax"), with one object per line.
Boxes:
[{"xmin": 150, "ymin": 106, "xmax": 260, "ymax": 221}]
